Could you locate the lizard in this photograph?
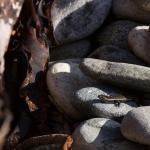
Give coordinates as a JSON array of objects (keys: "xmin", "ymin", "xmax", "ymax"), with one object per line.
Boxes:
[{"xmin": 98, "ymin": 94, "xmax": 137, "ymax": 107}]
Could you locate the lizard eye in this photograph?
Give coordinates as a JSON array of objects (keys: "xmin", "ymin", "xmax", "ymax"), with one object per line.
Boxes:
[
  {"xmin": 98, "ymin": 95, "xmax": 103, "ymax": 99},
  {"xmin": 114, "ymin": 101, "xmax": 120, "ymax": 107}
]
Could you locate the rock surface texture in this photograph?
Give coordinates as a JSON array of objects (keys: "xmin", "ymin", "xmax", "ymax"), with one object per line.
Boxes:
[
  {"xmin": 72, "ymin": 118, "xmax": 145, "ymax": 150},
  {"xmin": 80, "ymin": 58, "xmax": 150, "ymax": 92},
  {"xmin": 89, "ymin": 45, "xmax": 144, "ymax": 65},
  {"xmin": 51, "ymin": 40, "xmax": 92, "ymax": 61},
  {"xmin": 46, "ymin": 59, "xmax": 97, "ymax": 120},
  {"xmin": 51, "ymin": 0, "xmax": 112, "ymax": 44},
  {"xmin": 128, "ymin": 26, "xmax": 150, "ymax": 65},
  {"xmin": 112, "ymin": 0, "xmax": 150, "ymax": 24},
  {"xmin": 121, "ymin": 106, "xmax": 150, "ymax": 145},
  {"xmin": 98, "ymin": 20, "xmax": 138, "ymax": 49},
  {"xmin": 74, "ymin": 86, "xmax": 137, "ymax": 119}
]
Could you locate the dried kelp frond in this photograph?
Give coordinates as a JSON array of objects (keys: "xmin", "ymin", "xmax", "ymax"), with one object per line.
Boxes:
[
  {"xmin": 15, "ymin": 134, "xmax": 73, "ymax": 150},
  {"xmin": 0, "ymin": 0, "xmax": 24, "ymax": 92},
  {"xmin": 0, "ymin": 0, "xmax": 24, "ymax": 149},
  {"xmin": 2, "ymin": 0, "xmax": 73, "ymax": 149}
]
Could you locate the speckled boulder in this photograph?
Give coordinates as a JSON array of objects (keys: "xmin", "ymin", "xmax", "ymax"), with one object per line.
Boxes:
[
  {"xmin": 98, "ymin": 20, "xmax": 138, "ymax": 49},
  {"xmin": 89, "ymin": 45, "xmax": 144, "ymax": 65},
  {"xmin": 51, "ymin": 0, "xmax": 112, "ymax": 44},
  {"xmin": 80, "ymin": 58, "xmax": 150, "ymax": 92}
]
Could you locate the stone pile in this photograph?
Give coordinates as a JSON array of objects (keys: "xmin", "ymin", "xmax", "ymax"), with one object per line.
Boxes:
[{"xmin": 46, "ymin": 0, "xmax": 150, "ymax": 149}]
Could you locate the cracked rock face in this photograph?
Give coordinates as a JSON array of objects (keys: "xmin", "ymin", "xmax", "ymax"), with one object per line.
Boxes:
[{"xmin": 51, "ymin": 0, "xmax": 112, "ymax": 44}]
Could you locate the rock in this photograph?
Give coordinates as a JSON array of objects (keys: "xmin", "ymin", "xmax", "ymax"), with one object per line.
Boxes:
[
  {"xmin": 80, "ymin": 58, "xmax": 150, "ymax": 92},
  {"xmin": 51, "ymin": 40, "xmax": 92, "ymax": 61},
  {"xmin": 74, "ymin": 86, "xmax": 137, "ymax": 119},
  {"xmin": 128, "ymin": 26, "xmax": 150, "ymax": 65},
  {"xmin": 142, "ymin": 100, "xmax": 150, "ymax": 106},
  {"xmin": 89, "ymin": 45, "xmax": 144, "ymax": 65},
  {"xmin": 51, "ymin": 0, "xmax": 112, "ymax": 44},
  {"xmin": 72, "ymin": 118, "xmax": 145, "ymax": 150},
  {"xmin": 112, "ymin": 0, "xmax": 150, "ymax": 24},
  {"xmin": 121, "ymin": 106, "xmax": 150, "ymax": 145},
  {"xmin": 133, "ymin": 0, "xmax": 150, "ymax": 12},
  {"xmin": 46, "ymin": 59, "xmax": 97, "ymax": 120},
  {"xmin": 98, "ymin": 20, "xmax": 138, "ymax": 49}
]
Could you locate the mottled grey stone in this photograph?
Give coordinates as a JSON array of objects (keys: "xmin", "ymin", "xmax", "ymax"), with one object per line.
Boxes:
[
  {"xmin": 51, "ymin": 40, "xmax": 92, "ymax": 61},
  {"xmin": 89, "ymin": 45, "xmax": 144, "ymax": 65},
  {"xmin": 72, "ymin": 118, "xmax": 145, "ymax": 150},
  {"xmin": 112, "ymin": 0, "xmax": 150, "ymax": 24},
  {"xmin": 80, "ymin": 58, "xmax": 150, "ymax": 92},
  {"xmin": 51, "ymin": 0, "xmax": 112, "ymax": 44},
  {"xmin": 74, "ymin": 86, "xmax": 137, "ymax": 119},
  {"xmin": 46, "ymin": 59, "xmax": 97, "ymax": 120},
  {"xmin": 121, "ymin": 106, "xmax": 150, "ymax": 145},
  {"xmin": 128, "ymin": 26, "xmax": 150, "ymax": 65},
  {"xmin": 98, "ymin": 20, "xmax": 138, "ymax": 49}
]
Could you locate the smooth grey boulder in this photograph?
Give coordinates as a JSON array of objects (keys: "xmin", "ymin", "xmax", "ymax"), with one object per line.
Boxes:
[
  {"xmin": 89, "ymin": 45, "xmax": 144, "ymax": 65},
  {"xmin": 98, "ymin": 20, "xmax": 138, "ymax": 49},
  {"xmin": 72, "ymin": 118, "xmax": 145, "ymax": 150},
  {"xmin": 46, "ymin": 59, "xmax": 97, "ymax": 120},
  {"xmin": 51, "ymin": 40, "xmax": 92, "ymax": 61},
  {"xmin": 80, "ymin": 58, "xmax": 150, "ymax": 92},
  {"xmin": 128, "ymin": 26, "xmax": 150, "ymax": 65},
  {"xmin": 112, "ymin": 0, "xmax": 150, "ymax": 24},
  {"xmin": 51, "ymin": 0, "xmax": 112, "ymax": 44},
  {"xmin": 121, "ymin": 106, "xmax": 150, "ymax": 145},
  {"xmin": 74, "ymin": 86, "xmax": 137, "ymax": 119}
]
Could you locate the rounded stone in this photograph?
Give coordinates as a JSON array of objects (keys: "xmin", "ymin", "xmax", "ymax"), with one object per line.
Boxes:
[
  {"xmin": 89, "ymin": 45, "xmax": 144, "ymax": 65},
  {"xmin": 74, "ymin": 86, "xmax": 137, "ymax": 119},
  {"xmin": 133, "ymin": 0, "xmax": 150, "ymax": 12},
  {"xmin": 46, "ymin": 59, "xmax": 97, "ymax": 120},
  {"xmin": 80, "ymin": 58, "xmax": 150, "ymax": 92},
  {"xmin": 112, "ymin": 0, "xmax": 150, "ymax": 24},
  {"xmin": 121, "ymin": 106, "xmax": 150, "ymax": 145},
  {"xmin": 51, "ymin": 40, "xmax": 92, "ymax": 61},
  {"xmin": 72, "ymin": 118, "xmax": 145, "ymax": 150},
  {"xmin": 51, "ymin": 0, "xmax": 112, "ymax": 44},
  {"xmin": 128, "ymin": 26, "xmax": 150, "ymax": 65},
  {"xmin": 98, "ymin": 20, "xmax": 138, "ymax": 49}
]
